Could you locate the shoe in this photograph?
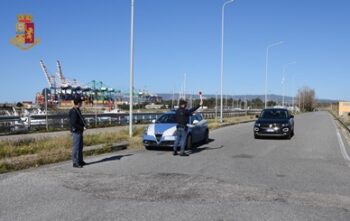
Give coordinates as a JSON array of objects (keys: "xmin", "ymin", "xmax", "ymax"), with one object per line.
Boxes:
[
  {"xmin": 173, "ymin": 151, "xmax": 178, "ymax": 156},
  {"xmin": 80, "ymin": 161, "xmax": 87, "ymax": 166},
  {"xmin": 73, "ymin": 163, "xmax": 83, "ymax": 168},
  {"xmin": 179, "ymin": 153, "xmax": 189, "ymax": 157}
]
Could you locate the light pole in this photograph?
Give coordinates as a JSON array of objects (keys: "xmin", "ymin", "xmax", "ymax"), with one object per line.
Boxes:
[
  {"xmin": 129, "ymin": 0, "xmax": 135, "ymax": 137},
  {"xmin": 45, "ymin": 89, "xmax": 48, "ymax": 131},
  {"xmin": 282, "ymin": 61, "xmax": 296, "ymax": 106},
  {"xmin": 265, "ymin": 41, "xmax": 283, "ymax": 108},
  {"xmin": 220, "ymin": 0, "xmax": 235, "ymax": 123},
  {"xmin": 292, "ymin": 74, "xmax": 296, "ymax": 112},
  {"xmin": 215, "ymin": 91, "xmax": 218, "ymax": 120}
]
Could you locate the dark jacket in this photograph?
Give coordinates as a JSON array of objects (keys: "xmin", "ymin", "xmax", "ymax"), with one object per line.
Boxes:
[
  {"xmin": 175, "ymin": 105, "xmax": 200, "ymax": 128},
  {"xmin": 69, "ymin": 107, "xmax": 86, "ymax": 133}
]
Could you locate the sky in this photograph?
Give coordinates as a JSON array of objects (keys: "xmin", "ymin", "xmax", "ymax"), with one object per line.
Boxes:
[{"xmin": 0, "ymin": 0, "xmax": 349, "ymax": 102}]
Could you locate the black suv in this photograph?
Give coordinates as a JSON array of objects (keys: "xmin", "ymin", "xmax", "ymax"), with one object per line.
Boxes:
[{"xmin": 254, "ymin": 108, "xmax": 294, "ymax": 139}]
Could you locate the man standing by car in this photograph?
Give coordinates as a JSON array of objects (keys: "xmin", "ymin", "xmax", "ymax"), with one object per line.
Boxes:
[
  {"xmin": 69, "ymin": 97, "xmax": 87, "ymax": 168},
  {"xmin": 174, "ymin": 99, "xmax": 203, "ymax": 156}
]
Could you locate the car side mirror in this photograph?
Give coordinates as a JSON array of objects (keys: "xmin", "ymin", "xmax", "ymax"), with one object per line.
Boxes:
[
  {"xmin": 193, "ymin": 120, "xmax": 199, "ymax": 125},
  {"xmin": 152, "ymin": 119, "xmax": 156, "ymax": 123},
  {"xmin": 290, "ymin": 115, "xmax": 294, "ymax": 118},
  {"xmin": 256, "ymin": 115, "xmax": 259, "ymax": 118}
]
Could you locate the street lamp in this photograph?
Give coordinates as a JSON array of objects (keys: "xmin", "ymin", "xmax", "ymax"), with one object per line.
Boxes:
[
  {"xmin": 220, "ymin": 0, "xmax": 235, "ymax": 123},
  {"xmin": 282, "ymin": 61, "xmax": 296, "ymax": 106},
  {"xmin": 129, "ymin": 0, "xmax": 135, "ymax": 137},
  {"xmin": 265, "ymin": 41, "xmax": 283, "ymax": 108}
]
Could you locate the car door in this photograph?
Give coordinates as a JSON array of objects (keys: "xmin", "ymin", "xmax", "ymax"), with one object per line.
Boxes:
[{"xmin": 190, "ymin": 114, "xmax": 202, "ymax": 143}]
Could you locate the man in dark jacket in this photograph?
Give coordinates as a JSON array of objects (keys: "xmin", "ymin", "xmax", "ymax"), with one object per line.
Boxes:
[
  {"xmin": 173, "ymin": 99, "xmax": 203, "ymax": 156},
  {"xmin": 69, "ymin": 97, "xmax": 87, "ymax": 168}
]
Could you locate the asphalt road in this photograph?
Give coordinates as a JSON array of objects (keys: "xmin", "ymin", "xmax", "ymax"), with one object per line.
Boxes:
[{"xmin": 1, "ymin": 111, "xmax": 350, "ymax": 221}]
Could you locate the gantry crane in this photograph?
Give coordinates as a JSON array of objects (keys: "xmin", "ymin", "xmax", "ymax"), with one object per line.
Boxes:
[
  {"xmin": 56, "ymin": 60, "xmax": 67, "ymax": 87},
  {"xmin": 40, "ymin": 60, "xmax": 55, "ymax": 88}
]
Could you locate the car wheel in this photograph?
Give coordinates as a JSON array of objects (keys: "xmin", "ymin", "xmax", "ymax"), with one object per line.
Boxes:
[
  {"xmin": 203, "ymin": 130, "xmax": 209, "ymax": 144},
  {"xmin": 186, "ymin": 134, "xmax": 192, "ymax": 150},
  {"xmin": 144, "ymin": 146, "xmax": 152, "ymax": 150},
  {"xmin": 286, "ymin": 132, "xmax": 292, "ymax": 140}
]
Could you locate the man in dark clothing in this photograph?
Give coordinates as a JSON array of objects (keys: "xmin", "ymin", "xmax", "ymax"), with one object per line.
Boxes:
[
  {"xmin": 69, "ymin": 97, "xmax": 87, "ymax": 168},
  {"xmin": 173, "ymin": 99, "xmax": 203, "ymax": 156}
]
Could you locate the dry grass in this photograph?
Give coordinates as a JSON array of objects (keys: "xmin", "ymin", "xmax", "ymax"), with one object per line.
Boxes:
[
  {"xmin": 0, "ymin": 115, "xmax": 254, "ymax": 174},
  {"xmin": 207, "ymin": 115, "xmax": 255, "ymax": 130},
  {"xmin": 0, "ymin": 125, "xmax": 146, "ymax": 174}
]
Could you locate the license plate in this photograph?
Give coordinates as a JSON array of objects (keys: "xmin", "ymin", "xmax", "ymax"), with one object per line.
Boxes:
[{"xmin": 266, "ymin": 129, "xmax": 274, "ymax": 132}]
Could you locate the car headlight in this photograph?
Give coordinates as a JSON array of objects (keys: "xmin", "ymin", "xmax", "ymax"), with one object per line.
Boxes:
[
  {"xmin": 281, "ymin": 123, "xmax": 289, "ymax": 127},
  {"xmin": 172, "ymin": 129, "xmax": 177, "ymax": 136},
  {"xmin": 255, "ymin": 123, "xmax": 260, "ymax": 127}
]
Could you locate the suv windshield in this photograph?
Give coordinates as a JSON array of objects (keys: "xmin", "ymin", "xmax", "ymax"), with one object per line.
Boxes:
[
  {"xmin": 260, "ymin": 109, "xmax": 288, "ymax": 119},
  {"xmin": 156, "ymin": 113, "xmax": 176, "ymax": 123}
]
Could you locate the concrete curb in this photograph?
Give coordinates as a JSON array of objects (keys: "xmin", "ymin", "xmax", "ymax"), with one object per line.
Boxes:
[{"xmin": 329, "ymin": 111, "xmax": 350, "ymax": 134}]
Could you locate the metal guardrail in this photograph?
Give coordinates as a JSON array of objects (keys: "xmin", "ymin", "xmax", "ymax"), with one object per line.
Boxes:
[{"xmin": 0, "ymin": 109, "xmax": 261, "ymax": 134}]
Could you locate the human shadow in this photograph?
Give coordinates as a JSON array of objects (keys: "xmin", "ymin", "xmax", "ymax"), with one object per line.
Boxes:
[
  {"xmin": 189, "ymin": 145, "xmax": 224, "ymax": 154},
  {"xmin": 188, "ymin": 139, "xmax": 224, "ymax": 155},
  {"xmin": 86, "ymin": 154, "xmax": 133, "ymax": 166}
]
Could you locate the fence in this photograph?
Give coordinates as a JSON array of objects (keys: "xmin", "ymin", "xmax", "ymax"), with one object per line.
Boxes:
[{"xmin": 0, "ymin": 109, "xmax": 261, "ymax": 134}]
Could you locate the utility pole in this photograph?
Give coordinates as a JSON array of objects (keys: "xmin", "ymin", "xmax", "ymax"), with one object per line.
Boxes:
[
  {"xmin": 215, "ymin": 91, "xmax": 218, "ymax": 121},
  {"xmin": 129, "ymin": 0, "xmax": 135, "ymax": 137},
  {"xmin": 45, "ymin": 89, "xmax": 48, "ymax": 131},
  {"xmin": 220, "ymin": 0, "xmax": 235, "ymax": 123},
  {"xmin": 265, "ymin": 41, "xmax": 284, "ymax": 108}
]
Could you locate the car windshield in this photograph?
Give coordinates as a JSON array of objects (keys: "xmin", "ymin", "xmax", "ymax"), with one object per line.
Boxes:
[
  {"xmin": 260, "ymin": 110, "xmax": 288, "ymax": 119},
  {"xmin": 156, "ymin": 113, "xmax": 176, "ymax": 123}
]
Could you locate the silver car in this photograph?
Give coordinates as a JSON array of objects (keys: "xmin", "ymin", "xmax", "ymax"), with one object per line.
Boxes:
[{"xmin": 143, "ymin": 111, "xmax": 209, "ymax": 149}]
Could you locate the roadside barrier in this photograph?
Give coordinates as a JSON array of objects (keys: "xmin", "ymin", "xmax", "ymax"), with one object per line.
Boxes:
[{"xmin": 0, "ymin": 110, "xmax": 261, "ymax": 135}]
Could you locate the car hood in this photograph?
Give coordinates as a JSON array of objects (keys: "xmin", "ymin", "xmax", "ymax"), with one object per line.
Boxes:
[
  {"xmin": 146, "ymin": 123, "xmax": 177, "ymax": 136},
  {"xmin": 256, "ymin": 118, "xmax": 289, "ymax": 124}
]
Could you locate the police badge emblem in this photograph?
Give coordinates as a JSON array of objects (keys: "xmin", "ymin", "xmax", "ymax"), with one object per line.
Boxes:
[{"xmin": 10, "ymin": 14, "xmax": 40, "ymax": 50}]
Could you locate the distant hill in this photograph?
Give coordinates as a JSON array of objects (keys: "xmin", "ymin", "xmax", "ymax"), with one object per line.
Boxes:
[{"xmin": 157, "ymin": 93, "xmax": 337, "ymax": 104}]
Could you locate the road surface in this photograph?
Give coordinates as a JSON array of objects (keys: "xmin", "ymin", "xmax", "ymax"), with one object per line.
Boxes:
[{"xmin": 1, "ymin": 111, "xmax": 350, "ymax": 221}]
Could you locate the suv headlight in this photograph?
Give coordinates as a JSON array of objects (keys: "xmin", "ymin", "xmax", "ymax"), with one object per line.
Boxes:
[
  {"xmin": 281, "ymin": 123, "xmax": 289, "ymax": 127},
  {"xmin": 255, "ymin": 123, "xmax": 260, "ymax": 127}
]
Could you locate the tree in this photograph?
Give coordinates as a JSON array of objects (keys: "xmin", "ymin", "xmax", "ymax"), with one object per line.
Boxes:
[
  {"xmin": 251, "ymin": 98, "xmax": 264, "ymax": 109},
  {"xmin": 296, "ymin": 86, "xmax": 316, "ymax": 112},
  {"xmin": 267, "ymin": 100, "xmax": 277, "ymax": 107}
]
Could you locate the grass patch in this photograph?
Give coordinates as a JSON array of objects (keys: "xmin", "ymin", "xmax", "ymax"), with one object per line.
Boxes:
[
  {"xmin": 207, "ymin": 115, "xmax": 255, "ymax": 130},
  {"xmin": 0, "ymin": 126, "xmax": 146, "ymax": 174}
]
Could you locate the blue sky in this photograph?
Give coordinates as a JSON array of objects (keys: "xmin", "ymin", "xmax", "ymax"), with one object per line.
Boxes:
[{"xmin": 0, "ymin": 0, "xmax": 349, "ymax": 102}]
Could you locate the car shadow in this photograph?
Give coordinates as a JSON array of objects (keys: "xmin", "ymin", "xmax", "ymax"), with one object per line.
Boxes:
[
  {"xmin": 85, "ymin": 154, "xmax": 133, "ymax": 166},
  {"xmin": 146, "ymin": 138, "xmax": 221, "ymax": 154}
]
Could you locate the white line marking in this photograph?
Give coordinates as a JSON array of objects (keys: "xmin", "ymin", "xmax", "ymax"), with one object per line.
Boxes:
[
  {"xmin": 336, "ymin": 131, "xmax": 350, "ymax": 167},
  {"xmin": 331, "ymin": 115, "xmax": 350, "ymax": 167}
]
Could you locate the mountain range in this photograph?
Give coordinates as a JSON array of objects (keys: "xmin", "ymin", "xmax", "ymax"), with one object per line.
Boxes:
[{"xmin": 157, "ymin": 93, "xmax": 337, "ymax": 104}]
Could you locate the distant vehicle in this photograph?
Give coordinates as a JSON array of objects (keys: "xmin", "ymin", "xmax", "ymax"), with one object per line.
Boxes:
[
  {"xmin": 143, "ymin": 111, "xmax": 209, "ymax": 149},
  {"xmin": 254, "ymin": 108, "xmax": 294, "ymax": 139},
  {"xmin": 10, "ymin": 120, "xmax": 28, "ymax": 133},
  {"xmin": 103, "ymin": 108, "xmax": 123, "ymax": 114}
]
